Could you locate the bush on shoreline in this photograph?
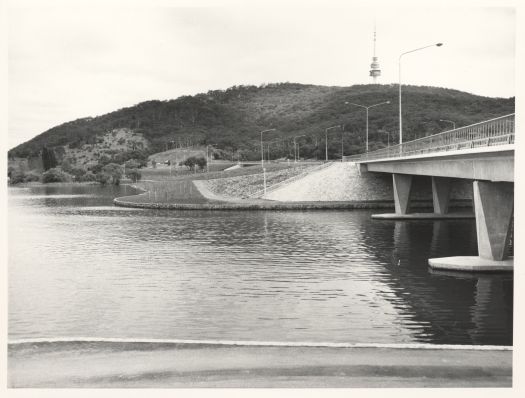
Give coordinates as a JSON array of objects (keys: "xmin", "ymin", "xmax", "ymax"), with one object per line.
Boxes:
[
  {"xmin": 8, "ymin": 169, "xmax": 41, "ymax": 184},
  {"xmin": 9, "ymin": 159, "xmax": 134, "ymax": 186},
  {"xmin": 41, "ymin": 168, "xmax": 72, "ymax": 183}
]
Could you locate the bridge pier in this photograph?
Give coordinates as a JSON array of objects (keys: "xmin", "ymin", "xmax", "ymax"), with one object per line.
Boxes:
[
  {"xmin": 432, "ymin": 177, "xmax": 451, "ymax": 215},
  {"xmin": 428, "ymin": 181, "xmax": 513, "ymax": 272},
  {"xmin": 473, "ymin": 181, "xmax": 513, "ymax": 261},
  {"xmin": 371, "ymin": 174, "xmax": 473, "ymax": 220},
  {"xmin": 393, "ymin": 174, "xmax": 412, "ymax": 214}
]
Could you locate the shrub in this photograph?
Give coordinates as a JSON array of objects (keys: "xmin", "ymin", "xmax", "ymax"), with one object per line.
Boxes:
[
  {"xmin": 79, "ymin": 171, "xmax": 96, "ymax": 182},
  {"xmin": 61, "ymin": 159, "xmax": 74, "ymax": 173},
  {"xmin": 69, "ymin": 167, "xmax": 86, "ymax": 180},
  {"xmin": 96, "ymin": 172, "xmax": 111, "ymax": 185},
  {"xmin": 42, "ymin": 168, "xmax": 72, "ymax": 183},
  {"xmin": 23, "ymin": 171, "xmax": 41, "ymax": 182},
  {"xmin": 9, "ymin": 170, "xmax": 27, "ymax": 184}
]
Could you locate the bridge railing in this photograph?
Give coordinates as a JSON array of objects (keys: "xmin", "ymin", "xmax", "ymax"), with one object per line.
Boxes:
[{"xmin": 343, "ymin": 113, "xmax": 515, "ymax": 163}]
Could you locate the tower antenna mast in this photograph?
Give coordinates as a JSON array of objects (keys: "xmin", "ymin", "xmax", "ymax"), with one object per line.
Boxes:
[{"xmin": 369, "ymin": 23, "xmax": 381, "ymax": 84}]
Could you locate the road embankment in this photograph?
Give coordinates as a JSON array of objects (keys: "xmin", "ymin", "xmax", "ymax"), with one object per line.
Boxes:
[{"xmin": 114, "ymin": 162, "xmax": 473, "ymax": 211}]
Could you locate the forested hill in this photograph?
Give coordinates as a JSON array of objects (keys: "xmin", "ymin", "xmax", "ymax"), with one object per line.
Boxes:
[{"xmin": 9, "ymin": 83, "xmax": 515, "ymax": 160}]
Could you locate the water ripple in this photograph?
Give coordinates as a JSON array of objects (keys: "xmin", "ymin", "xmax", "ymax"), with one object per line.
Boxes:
[{"xmin": 7, "ymin": 185, "xmax": 513, "ymax": 346}]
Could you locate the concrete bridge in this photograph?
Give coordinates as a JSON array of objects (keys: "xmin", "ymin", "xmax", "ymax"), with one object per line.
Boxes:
[{"xmin": 344, "ymin": 114, "xmax": 515, "ymax": 272}]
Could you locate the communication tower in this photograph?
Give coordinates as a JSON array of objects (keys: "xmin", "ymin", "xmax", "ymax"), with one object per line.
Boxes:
[{"xmin": 369, "ymin": 26, "xmax": 381, "ymax": 83}]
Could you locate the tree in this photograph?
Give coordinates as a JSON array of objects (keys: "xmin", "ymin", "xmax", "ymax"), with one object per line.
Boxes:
[
  {"xmin": 195, "ymin": 156, "xmax": 207, "ymax": 170},
  {"xmin": 102, "ymin": 163, "xmax": 123, "ymax": 185},
  {"xmin": 124, "ymin": 159, "xmax": 141, "ymax": 169},
  {"xmin": 79, "ymin": 171, "xmax": 96, "ymax": 182},
  {"xmin": 61, "ymin": 158, "xmax": 73, "ymax": 173},
  {"xmin": 69, "ymin": 167, "xmax": 86, "ymax": 181},
  {"xmin": 9, "ymin": 169, "xmax": 28, "ymax": 184},
  {"xmin": 126, "ymin": 168, "xmax": 142, "ymax": 182},
  {"xmin": 180, "ymin": 156, "xmax": 197, "ymax": 171},
  {"xmin": 41, "ymin": 147, "xmax": 57, "ymax": 171},
  {"xmin": 96, "ymin": 172, "xmax": 111, "ymax": 185}
]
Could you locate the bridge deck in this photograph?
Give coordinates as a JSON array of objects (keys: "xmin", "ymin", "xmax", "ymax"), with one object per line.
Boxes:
[{"xmin": 343, "ymin": 114, "xmax": 514, "ymax": 182}]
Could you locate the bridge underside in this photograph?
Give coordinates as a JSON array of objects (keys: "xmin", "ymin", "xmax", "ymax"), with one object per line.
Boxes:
[{"xmin": 362, "ymin": 149, "xmax": 514, "ymax": 182}]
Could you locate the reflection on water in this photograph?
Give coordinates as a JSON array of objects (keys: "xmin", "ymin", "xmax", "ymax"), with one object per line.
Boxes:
[{"xmin": 8, "ymin": 185, "xmax": 513, "ymax": 345}]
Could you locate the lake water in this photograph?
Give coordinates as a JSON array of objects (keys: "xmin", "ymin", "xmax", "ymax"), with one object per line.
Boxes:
[{"xmin": 8, "ymin": 184, "xmax": 513, "ymax": 346}]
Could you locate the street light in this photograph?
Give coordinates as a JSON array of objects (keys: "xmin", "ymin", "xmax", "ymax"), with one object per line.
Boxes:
[
  {"xmin": 260, "ymin": 128, "xmax": 276, "ymax": 167},
  {"xmin": 206, "ymin": 144, "xmax": 217, "ymax": 173},
  {"xmin": 259, "ymin": 128, "xmax": 276, "ymax": 196},
  {"xmin": 345, "ymin": 100, "xmax": 390, "ymax": 152},
  {"xmin": 439, "ymin": 119, "xmax": 456, "ymax": 130},
  {"xmin": 340, "ymin": 125, "xmax": 345, "ymax": 161},
  {"xmin": 293, "ymin": 134, "xmax": 306, "ymax": 163},
  {"xmin": 325, "ymin": 126, "xmax": 340, "ymax": 161},
  {"xmin": 399, "ymin": 42, "xmax": 443, "ymax": 144}
]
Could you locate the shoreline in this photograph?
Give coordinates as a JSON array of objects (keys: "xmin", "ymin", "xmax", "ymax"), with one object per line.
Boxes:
[
  {"xmin": 113, "ymin": 196, "xmax": 472, "ymax": 211},
  {"xmin": 8, "ymin": 337, "xmax": 512, "ymax": 350},
  {"xmin": 114, "ymin": 170, "xmax": 474, "ymax": 211},
  {"xmin": 113, "ymin": 196, "xmax": 399, "ymax": 210}
]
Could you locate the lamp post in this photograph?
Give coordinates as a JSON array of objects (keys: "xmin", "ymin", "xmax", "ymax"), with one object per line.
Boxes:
[
  {"xmin": 325, "ymin": 125, "xmax": 340, "ymax": 161},
  {"xmin": 206, "ymin": 144, "xmax": 217, "ymax": 173},
  {"xmin": 260, "ymin": 128, "xmax": 275, "ymax": 196},
  {"xmin": 399, "ymin": 42, "xmax": 443, "ymax": 145},
  {"xmin": 439, "ymin": 119, "xmax": 456, "ymax": 130},
  {"xmin": 345, "ymin": 100, "xmax": 390, "ymax": 152},
  {"xmin": 341, "ymin": 125, "xmax": 345, "ymax": 161},
  {"xmin": 293, "ymin": 134, "xmax": 306, "ymax": 163},
  {"xmin": 260, "ymin": 128, "xmax": 276, "ymax": 167}
]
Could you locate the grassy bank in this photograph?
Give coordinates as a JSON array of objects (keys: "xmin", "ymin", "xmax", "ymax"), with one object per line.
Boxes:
[{"xmin": 117, "ymin": 162, "xmax": 323, "ymax": 205}]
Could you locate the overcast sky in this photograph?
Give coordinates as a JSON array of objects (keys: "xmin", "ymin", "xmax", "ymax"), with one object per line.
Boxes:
[{"xmin": 7, "ymin": 1, "xmax": 516, "ymax": 148}]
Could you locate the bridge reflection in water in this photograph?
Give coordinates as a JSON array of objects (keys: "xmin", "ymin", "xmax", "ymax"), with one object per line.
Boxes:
[{"xmin": 357, "ymin": 217, "xmax": 512, "ymax": 345}]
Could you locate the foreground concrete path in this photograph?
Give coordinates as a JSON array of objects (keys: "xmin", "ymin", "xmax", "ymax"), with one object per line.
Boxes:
[{"xmin": 8, "ymin": 342, "xmax": 512, "ymax": 388}]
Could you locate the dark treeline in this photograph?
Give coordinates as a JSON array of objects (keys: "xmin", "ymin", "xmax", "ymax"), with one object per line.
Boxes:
[{"xmin": 8, "ymin": 83, "xmax": 515, "ymax": 161}]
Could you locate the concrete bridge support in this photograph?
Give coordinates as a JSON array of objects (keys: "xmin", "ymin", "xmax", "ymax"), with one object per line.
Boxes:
[
  {"xmin": 473, "ymin": 181, "xmax": 513, "ymax": 261},
  {"xmin": 428, "ymin": 180, "xmax": 513, "ymax": 272},
  {"xmin": 393, "ymin": 174, "xmax": 413, "ymax": 215},
  {"xmin": 372, "ymin": 174, "xmax": 473, "ymax": 220},
  {"xmin": 432, "ymin": 177, "xmax": 451, "ymax": 215}
]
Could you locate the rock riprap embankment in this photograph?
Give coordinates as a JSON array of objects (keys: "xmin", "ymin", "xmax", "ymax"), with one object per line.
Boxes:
[{"xmin": 204, "ymin": 164, "xmax": 317, "ymax": 199}]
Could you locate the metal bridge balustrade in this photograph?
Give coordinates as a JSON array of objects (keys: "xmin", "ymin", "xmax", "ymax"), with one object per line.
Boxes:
[{"xmin": 343, "ymin": 114, "xmax": 515, "ymax": 163}]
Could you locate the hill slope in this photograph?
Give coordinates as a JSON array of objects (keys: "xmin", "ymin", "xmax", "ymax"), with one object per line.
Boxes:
[{"xmin": 9, "ymin": 83, "xmax": 515, "ymax": 162}]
